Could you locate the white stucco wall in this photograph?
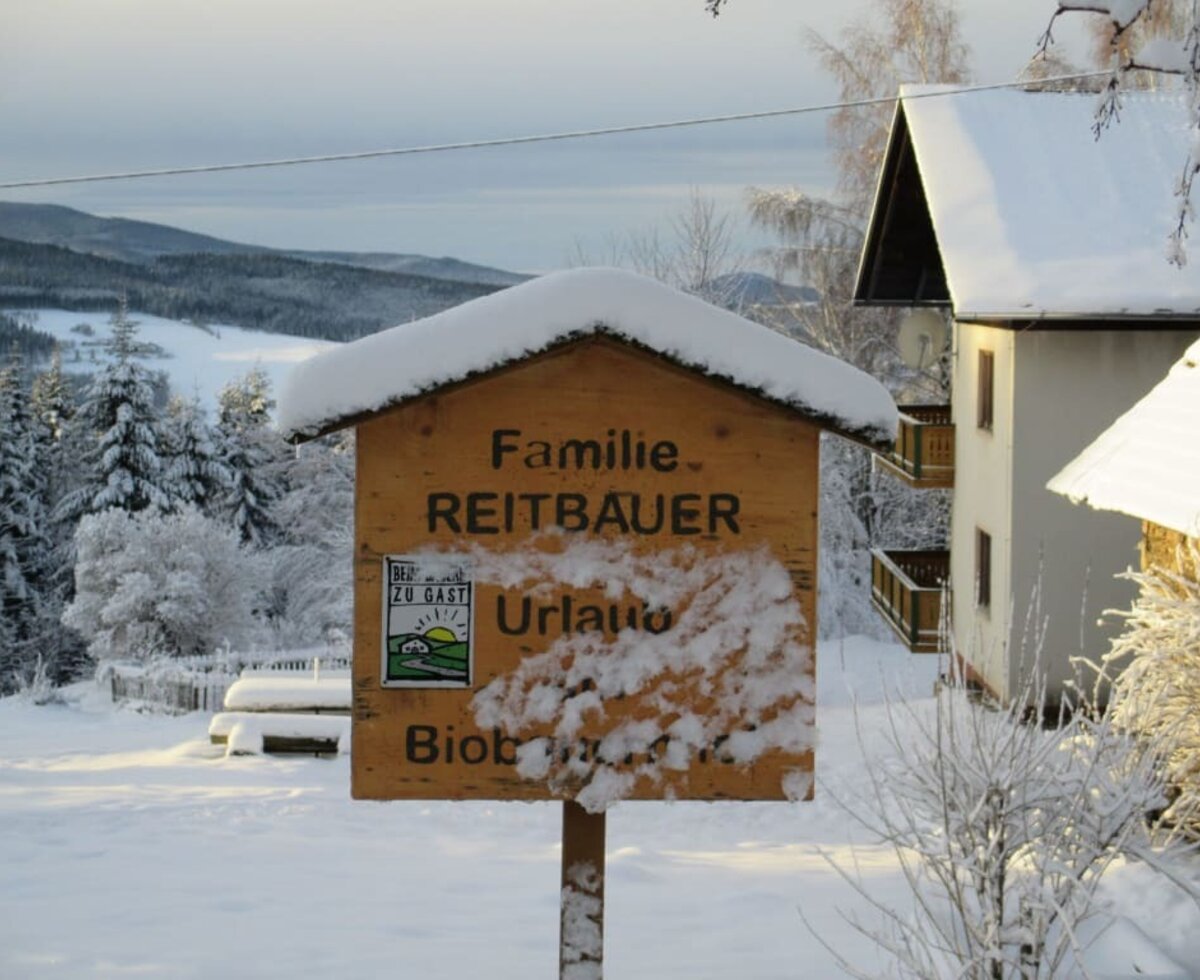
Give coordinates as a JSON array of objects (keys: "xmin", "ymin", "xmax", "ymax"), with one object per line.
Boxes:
[
  {"xmin": 952, "ymin": 325, "xmax": 1194, "ymax": 702},
  {"xmin": 1008, "ymin": 329, "xmax": 1196, "ymax": 699},
  {"xmin": 950, "ymin": 323, "xmax": 1015, "ymax": 697}
]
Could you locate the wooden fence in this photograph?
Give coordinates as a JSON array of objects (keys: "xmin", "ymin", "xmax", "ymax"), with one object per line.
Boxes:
[{"xmin": 108, "ymin": 650, "xmax": 353, "ymax": 714}]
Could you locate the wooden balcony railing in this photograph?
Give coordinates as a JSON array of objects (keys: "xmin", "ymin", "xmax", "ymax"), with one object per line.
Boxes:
[
  {"xmin": 870, "ymin": 549, "xmax": 949, "ymax": 653},
  {"xmin": 875, "ymin": 404, "xmax": 954, "ymax": 488}
]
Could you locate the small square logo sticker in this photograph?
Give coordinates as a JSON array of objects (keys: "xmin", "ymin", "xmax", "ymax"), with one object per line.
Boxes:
[{"xmin": 381, "ymin": 555, "xmax": 474, "ymax": 689}]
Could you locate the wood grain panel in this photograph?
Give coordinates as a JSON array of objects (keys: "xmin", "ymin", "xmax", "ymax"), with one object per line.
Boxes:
[{"xmin": 352, "ymin": 337, "xmax": 819, "ymax": 801}]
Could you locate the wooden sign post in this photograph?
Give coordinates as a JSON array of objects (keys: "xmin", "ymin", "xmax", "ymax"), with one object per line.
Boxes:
[{"xmin": 277, "ymin": 268, "xmax": 897, "ymax": 978}]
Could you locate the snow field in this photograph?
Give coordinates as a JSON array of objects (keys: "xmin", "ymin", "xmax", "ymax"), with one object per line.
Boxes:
[
  {"xmin": 1, "ymin": 638, "xmax": 1198, "ymax": 978},
  {"xmin": 18, "ymin": 309, "xmax": 336, "ymax": 412}
]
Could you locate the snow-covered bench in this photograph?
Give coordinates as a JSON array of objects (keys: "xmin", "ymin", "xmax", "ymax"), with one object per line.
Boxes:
[
  {"xmin": 221, "ymin": 674, "xmax": 351, "ymax": 714},
  {"xmin": 209, "ymin": 711, "xmax": 350, "ymax": 756},
  {"xmin": 209, "ymin": 672, "xmax": 352, "ymax": 755}
]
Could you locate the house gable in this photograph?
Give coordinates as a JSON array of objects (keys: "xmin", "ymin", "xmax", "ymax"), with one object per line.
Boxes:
[
  {"xmin": 854, "ymin": 103, "xmax": 949, "ymax": 308},
  {"xmin": 856, "ymin": 86, "xmax": 1200, "ymax": 324}
]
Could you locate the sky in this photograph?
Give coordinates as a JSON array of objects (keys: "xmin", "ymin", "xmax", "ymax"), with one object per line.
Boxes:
[{"xmin": 1, "ymin": 0, "xmax": 1088, "ymax": 274}]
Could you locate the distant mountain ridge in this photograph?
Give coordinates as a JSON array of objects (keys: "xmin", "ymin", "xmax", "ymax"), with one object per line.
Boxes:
[{"xmin": 0, "ymin": 201, "xmax": 530, "ymax": 287}]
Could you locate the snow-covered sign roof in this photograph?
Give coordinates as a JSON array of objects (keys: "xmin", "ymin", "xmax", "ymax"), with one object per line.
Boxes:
[
  {"xmin": 277, "ymin": 267, "xmax": 897, "ymax": 446},
  {"xmin": 860, "ymin": 85, "xmax": 1200, "ymax": 320},
  {"xmin": 1048, "ymin": 336, "xmax": 1200, "ymax": 535}
]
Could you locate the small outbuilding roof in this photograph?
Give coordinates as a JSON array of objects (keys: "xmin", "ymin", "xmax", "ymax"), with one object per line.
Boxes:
[
  {"xmin": 277, "ymin": 267, "xmax": 897, "ymax": 447},
  {"xmin": 856, "ymin": 85, "xmax": 1200, "ymax": 321},
  {"xmin": 1048, "ymin": 336, "xmax": 1200, "ymax": 535}
]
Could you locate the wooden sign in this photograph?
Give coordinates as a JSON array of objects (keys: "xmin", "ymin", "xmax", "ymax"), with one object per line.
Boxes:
[{"xmin": 352, "ymin": 336, "xmax": 818, "ymax": 804}]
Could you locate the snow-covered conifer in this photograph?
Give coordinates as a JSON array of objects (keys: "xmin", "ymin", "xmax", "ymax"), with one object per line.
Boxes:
[
  {"xmin": 162, "ymin": 397, "xmax": 230, "ymax": 516},
  {"xmin": 0, "ymin": 350, "xmax": 53, "ymax": 689},
  {"xmin": 60, "ymin": 301, "xmax": 172, "ymax": 518},
  {"xmin": 30, "ymin": 345, "xmax": 73, "ymax": 444},
  {"xmin": 215, "ymin": 368, "xmax": 288, "ymax": 547},
  {"xmin": 218, "ymin": 364, "xmax": 274, "ymax": 429}
]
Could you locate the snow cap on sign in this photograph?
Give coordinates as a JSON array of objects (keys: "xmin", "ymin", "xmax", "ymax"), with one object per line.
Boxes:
[
  {"xmin": 276, "ymin": 267, "xmax": 897, "ymax": 446},
  {"xmin": 893, "ymin": 85, "xmax": 1200, "ymax": 319},
  {"xmin": 1049, "ymin": 336, "xmax": 1200, "ymax": 535}
]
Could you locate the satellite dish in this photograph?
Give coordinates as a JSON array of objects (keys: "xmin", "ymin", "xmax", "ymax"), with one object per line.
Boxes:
[{"xmin": 897, "ymin": 309, "xmax": 949, "ymax": 370}]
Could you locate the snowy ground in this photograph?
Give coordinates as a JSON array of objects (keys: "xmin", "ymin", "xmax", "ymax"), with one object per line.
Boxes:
[
  {"xmin": 18, "ymin": 309, "xmax": 335, "ymax": 410},
  {"xmin": 2, "ymin": 637, "xmax": 1198, "ymax": 979}
]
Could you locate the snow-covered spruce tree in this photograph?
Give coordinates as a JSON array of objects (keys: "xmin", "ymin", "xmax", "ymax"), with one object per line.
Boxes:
[
  {"xmin": 26, "ymin": 349, "xmax": 89, "ymax": 682},
  {"xmin": 30, "ymin": 345, "xmax": 73, "ymax": 443},
  {"xmin": 267, "ymin": 432, "xmax": 353, "ymax": 647},
  {"xmin": 0, "ymin": 351, "xmax": 54, "ymax": 691},
  {"xmin": 162, "ymin": 396, "xmax": 230, "ymax": 516},
  {"xmin": 1095, "ymin": 540, "xmax": 1200, "ymax": 830},
  {"xmin": 215, "ymin": 368, "xmax": 288, "ymax": 548},
  {"xmin": 1040, "ymin": 1, "xmax": 1200, "ymax": 263},
  {"xmin": 824, "ymin": 655, "xmax": 1196, "ymax": 979},
  {"xmin": 63, "ymin": 507, "xmax": 261, "ymax": 663},
  {"xmin": 58, "ymin": 302, "xmax": 172, "ymax": 518}
]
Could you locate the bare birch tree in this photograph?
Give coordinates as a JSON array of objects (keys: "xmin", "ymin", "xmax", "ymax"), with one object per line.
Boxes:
[
  {"xmin": 569, "ymin": 188, "xmax": 742, "ymax": 305},
  {"xmin": 739, "ymin": 4, "xmax": 964, "ymax": 637}
]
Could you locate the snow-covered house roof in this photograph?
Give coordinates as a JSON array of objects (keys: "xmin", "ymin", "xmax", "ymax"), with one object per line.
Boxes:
[
  {"xmin": 277, "ymin": 267, "xmax": 897, "ymax": 447},
  {"xmin": 856, "ymin": 85, "xmax": 1200, "ymax": 321},
  {"xmin": 1048, "ymin": 336, "xmax": 1200, "ymax": 535}
]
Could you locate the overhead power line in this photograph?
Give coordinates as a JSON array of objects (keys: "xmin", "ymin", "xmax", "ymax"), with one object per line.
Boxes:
[{"xmin": 0, "ymin": 72, "xmax": 1110, "ymax": 190}]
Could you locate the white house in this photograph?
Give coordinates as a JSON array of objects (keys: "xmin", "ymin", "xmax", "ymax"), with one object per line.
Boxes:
[{"xmin": 856, "ymin": 86, "xmax": 1200, "ymax": 701}]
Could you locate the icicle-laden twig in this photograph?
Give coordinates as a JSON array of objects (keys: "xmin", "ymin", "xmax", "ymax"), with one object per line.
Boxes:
[
  {"xmin": 1039, "ymin": 1, "xmax": 1200, "ymax": 266},
  {"xmin": 461, "ymin": 534, "xmax": 814, "ymax": 812}
]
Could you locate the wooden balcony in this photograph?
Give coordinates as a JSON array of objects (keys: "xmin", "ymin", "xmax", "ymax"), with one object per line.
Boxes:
[
  {"xmin": 875, "ymin": 405, "xmax": 954, "ymax": 488},
  {"xmin": 870, "ymin": 549, "xmax": 949, "ymax": 653}
]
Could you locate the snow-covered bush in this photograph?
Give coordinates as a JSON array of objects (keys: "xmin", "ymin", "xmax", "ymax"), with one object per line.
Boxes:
[
  {"xmin": 827, "ymin": 662, "xmax": 1194, "ymax": 978},
  {"xmin": 266, "ymin": 433, "xmax": 353, "ymax": 647},
  {"xmin": 63, "ymin": 506, "xmax": 262, "ymax": 663},
  {"xmin": 818, "ymin": 437, "xmax": 949, "ymax": 639},
  {"xmin": 1097, "ymin": 539, "xmax": 1200, "ymax": 829}
]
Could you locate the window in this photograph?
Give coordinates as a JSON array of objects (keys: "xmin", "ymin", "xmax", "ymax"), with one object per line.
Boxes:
[
  {"xmin": 977, "ymin": 349, "xmax": 994, "ymax": 430},
  {"xmin": 976, "ymin": 527, "xmax": 992, "ymax": 609}
]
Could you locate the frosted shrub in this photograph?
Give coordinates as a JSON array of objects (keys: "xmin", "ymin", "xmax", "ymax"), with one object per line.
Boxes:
[
  {"xmin": 63, "ymin": 506, "xmax": 262, "ymax": 662},
  {"xmin": 1099, "ymin": 539, "xmax": 1200, "ymax": 829},
  {"xmin": 827, "ymin": 664, "xmax": 1192, "ymax": 979}
]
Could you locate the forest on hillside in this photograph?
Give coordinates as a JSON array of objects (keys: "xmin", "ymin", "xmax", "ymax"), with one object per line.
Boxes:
[{"xmin": 0, "ymin": 237, "xmax": 500, "ymax": 341}]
